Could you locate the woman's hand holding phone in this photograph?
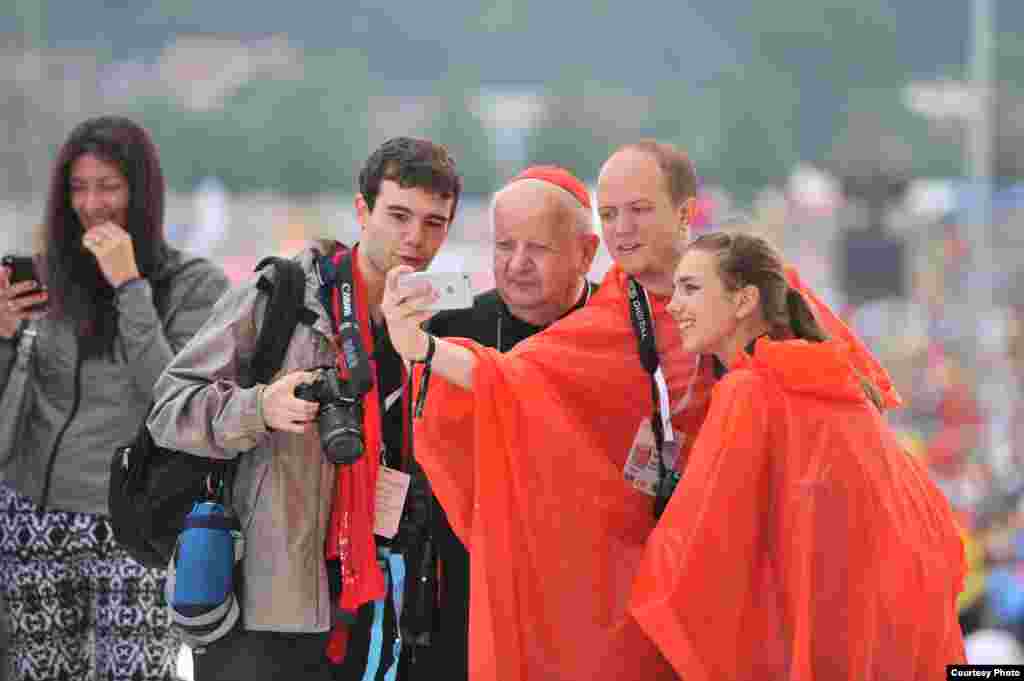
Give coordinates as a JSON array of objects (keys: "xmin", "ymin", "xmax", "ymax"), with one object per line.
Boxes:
[{"xmin": 0, "ymin": 258, "xmax": 49, "ymax": 339}]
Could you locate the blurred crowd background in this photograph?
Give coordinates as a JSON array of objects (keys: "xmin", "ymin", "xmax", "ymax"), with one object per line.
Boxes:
[{"xmin": 2, "ymin": 0, "xmax": 1024, "ymax": 664}]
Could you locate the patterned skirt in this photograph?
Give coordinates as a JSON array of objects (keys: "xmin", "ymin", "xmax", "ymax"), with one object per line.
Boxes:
[{"xmin": 0, "ymin": 483, "xmax": 179, "ymax": 681}]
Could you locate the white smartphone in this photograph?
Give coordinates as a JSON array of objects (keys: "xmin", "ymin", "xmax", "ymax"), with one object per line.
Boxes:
[{"xmin": 399, "ymin": 271, "xmax": 474, "ymax": 311}]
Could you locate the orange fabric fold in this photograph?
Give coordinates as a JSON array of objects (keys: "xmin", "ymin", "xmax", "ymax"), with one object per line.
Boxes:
[{"xmin": 629, "ymin": 338, "xmax": 965, "ymax": 680}]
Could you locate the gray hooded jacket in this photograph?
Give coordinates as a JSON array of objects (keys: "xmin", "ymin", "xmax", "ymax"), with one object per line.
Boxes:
[
  {"xmin": 0, "ymin": 247, "xmax": 229, "ymax": 514},
  {"xmin": 147, "ymin": 248, "xmax": 341, "ymax": 633}
]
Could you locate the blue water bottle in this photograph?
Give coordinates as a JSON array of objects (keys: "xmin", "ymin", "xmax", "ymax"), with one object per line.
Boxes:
[{"xmin": 167, "ymin": 501, "xmax": 243, "ymax": 649}]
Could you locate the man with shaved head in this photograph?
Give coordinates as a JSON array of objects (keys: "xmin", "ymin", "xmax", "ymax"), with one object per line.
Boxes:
[{"xmin": 400, "ymin": 165, "xmax": 599, "ymax": 680}]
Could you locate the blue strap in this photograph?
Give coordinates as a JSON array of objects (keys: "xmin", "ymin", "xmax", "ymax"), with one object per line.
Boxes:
[
  {"xmin": 360, "ymin": 547, "xmax": 408, "ymax": 681},
  {"xmin": 360, "ymin": 599, "xmax": 386, "ymax": 681},
  {"xmin": 388, "ymin": 552, "xmax": 407, "ymax": 621},
  {"xmin": 384, "ymin": 552, "xmax": 406, "ymax": 681}
]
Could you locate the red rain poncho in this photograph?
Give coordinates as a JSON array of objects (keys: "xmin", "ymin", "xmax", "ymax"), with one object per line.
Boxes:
[{"xmin": 630, "ymin": 338, "xmax": 965, "ymax": 680}]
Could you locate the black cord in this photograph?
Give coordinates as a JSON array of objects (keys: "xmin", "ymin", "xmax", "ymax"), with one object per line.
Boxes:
[{"xmin": 412, "ymin": 334, "xmax": 436, "ymax": 418}]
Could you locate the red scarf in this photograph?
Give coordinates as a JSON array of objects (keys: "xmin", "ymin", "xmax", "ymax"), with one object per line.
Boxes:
[{"xmin": 324, "ymin": 244, "xmax": 409, "ymax": 662}]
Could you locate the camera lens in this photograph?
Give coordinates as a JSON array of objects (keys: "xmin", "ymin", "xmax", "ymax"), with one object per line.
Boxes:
[
  {"xmin": 292, "ymin": 370, "xmax": 366, "ymax": 465},
  {"xmin": 293, "ymin": 382, "xmax": 316, "ymax": 401},
  {"xmin": 318, "ymin": 399, "xmax": 365, "ymax": 465},
  {"xmin": 322, "ymin": 429, "xmax": 364, "ymax": 464}
]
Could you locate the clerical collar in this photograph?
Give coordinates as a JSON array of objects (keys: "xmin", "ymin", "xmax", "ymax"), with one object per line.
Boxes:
[{"xmin": 497, "ymin": 280, "xmax": 593, "ymax": 352}]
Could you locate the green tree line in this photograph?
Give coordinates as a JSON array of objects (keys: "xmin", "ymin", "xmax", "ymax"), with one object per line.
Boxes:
[{"xmin": 8, "ymin": 0, "xmax": 1022, "ymax": 201}]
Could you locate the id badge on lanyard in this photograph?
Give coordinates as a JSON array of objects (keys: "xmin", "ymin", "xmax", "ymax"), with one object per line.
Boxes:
[
  {"xmin": 621, "ymin": 276, "xmax": 701, "ymax": 498},
  {"xmin": 374, "ymin": 464, "xmax": 411, "ymax": 539}
]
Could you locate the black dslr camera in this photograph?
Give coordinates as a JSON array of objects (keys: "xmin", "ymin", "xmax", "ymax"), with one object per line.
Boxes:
[{"xmin": 294, "ymin": 369, "xmax": 364, "ymax": 465}]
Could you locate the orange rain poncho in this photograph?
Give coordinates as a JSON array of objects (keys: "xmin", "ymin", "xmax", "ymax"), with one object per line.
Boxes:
[
  {"xmin": 630, "ymin": 338, "xmax": 966, "ymax": 680},
  {"xmin": 413, "ymin": 264, "xmax": 901, "ymax": 681}
]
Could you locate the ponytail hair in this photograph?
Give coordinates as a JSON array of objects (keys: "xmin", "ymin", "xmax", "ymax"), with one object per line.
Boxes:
[
  {"xmin": 687, "ymin": 231, "xmax": 884, "ymax": 410},
  {"xmin": 785, "ymin": 286, "xmax": 882, "ymax": 409},
  {"xmin": 784, "ymin": 287, "xmax": 828, "ymax": 343}
]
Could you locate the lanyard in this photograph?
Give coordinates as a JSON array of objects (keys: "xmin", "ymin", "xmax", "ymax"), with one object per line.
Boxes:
[
  {"xmin": 626, "ymin": 277, "xmax": 674, "ymax": 449},
  {"xmin": 627, "ymin": 276, "xmax": 687, "ymax": 518}
]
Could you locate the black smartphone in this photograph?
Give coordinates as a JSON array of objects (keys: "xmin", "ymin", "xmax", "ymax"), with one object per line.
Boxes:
[
  {"xmin": 2, "ymin": 255, "xmax": 39, "ymax": 286},
  {"xmin": 2, "ymin": 254, "xmax": 47, "ymax": 312}
]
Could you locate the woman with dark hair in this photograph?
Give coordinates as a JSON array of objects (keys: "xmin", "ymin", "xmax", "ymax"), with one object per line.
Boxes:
[
  {"xmin": 629, "ymin": 231, "xmax": 966, "ymax": 679},
  {"xmin": 0, "ymin": 116, "xmax": 229, "ymax": 681}
]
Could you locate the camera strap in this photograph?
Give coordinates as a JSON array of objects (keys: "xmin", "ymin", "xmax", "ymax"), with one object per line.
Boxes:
[{"xmin": 330, "ymin": 251, "xmax": 374, "ymax": 397}]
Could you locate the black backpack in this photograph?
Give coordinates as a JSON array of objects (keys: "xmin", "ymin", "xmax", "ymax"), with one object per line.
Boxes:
[{"xmin": 109, "ymin": 256, "xmax": 314, "ymax": 569}]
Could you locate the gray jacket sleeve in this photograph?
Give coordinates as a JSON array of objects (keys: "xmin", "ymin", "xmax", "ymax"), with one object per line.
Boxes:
[
  {"xmin": 147, "ymin": 276, "xmax": 272, "ymax": 459},
  {"xmin": 117, "ymin": 262, "xmax": 230, "ymax": 398},
  {"xmin": 0, "ymin": 336, "xmax": 16, "ymax": 394}
]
